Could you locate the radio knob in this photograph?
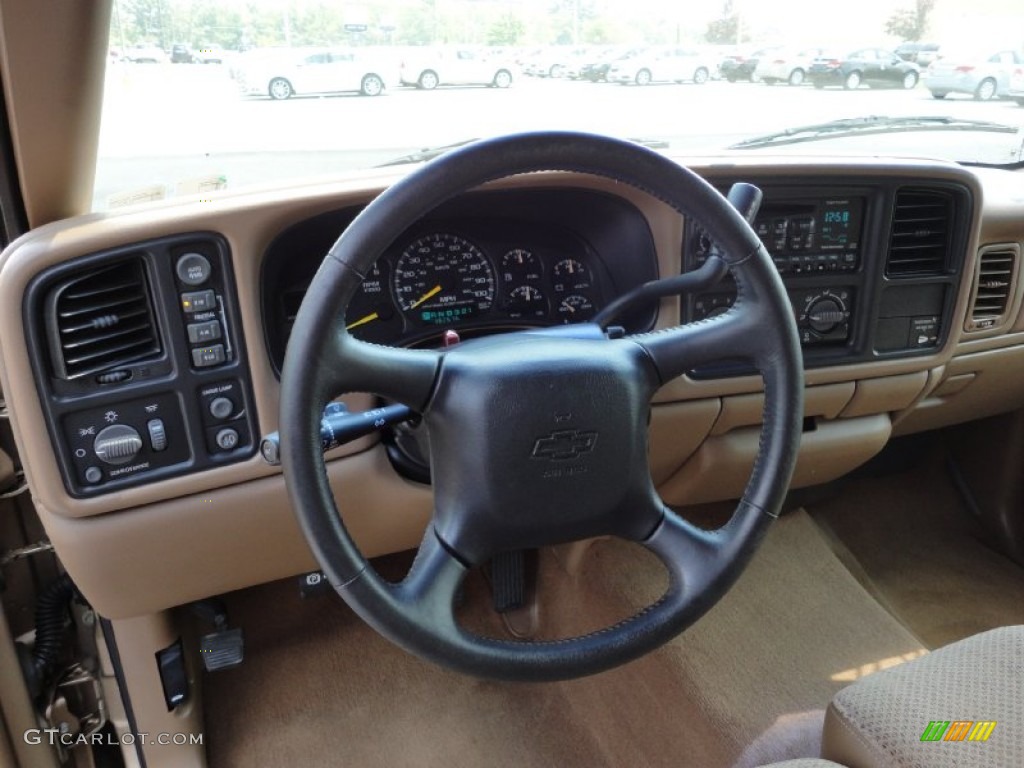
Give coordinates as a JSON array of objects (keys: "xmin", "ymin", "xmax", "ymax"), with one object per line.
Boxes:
[
  {"xmin": 93, "ymin": 424, "xmax": 143, "ymax": 465},
  {"xmin": 807, "ymin": 296, "xmax": 846, "ymax": 334}
]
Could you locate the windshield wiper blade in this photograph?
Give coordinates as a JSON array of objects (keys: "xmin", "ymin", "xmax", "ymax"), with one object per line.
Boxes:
[
  {"xmin": 376, "ymin": 140, "xmax": 479, "ymax": 167},
  {"xmin": 730, "ymin": 115, "xmax": 1019, "ymax": 150},
  {"xmin": 377, "ymin": 136, "xmax": 670, "ymax": 167}
]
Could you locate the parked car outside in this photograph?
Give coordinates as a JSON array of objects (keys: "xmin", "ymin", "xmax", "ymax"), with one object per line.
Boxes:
[
  {"xmin": 1009, "ymin": 65, "xmax": 1024, "ymax": 105},
  {"xmin": 524, "ymin": 46, "xmax": 591, "ymax": 78},
  {"xmin": 122, "ymin": 43, "xmax": 167, "ymax": 63},
  {"xmin": 193, "ymin": 43, "xmax": 226, "ymax": 64},
  {"xmin": 720, "ymin": 46, "xmax": 779, "ymax": 83},
  {"xmin": 170, "ymin": 43, "xmax": 193, "ymax": 63},
  {"xmin": 607, "ymin": 46, "xmax": 714, "ymax": 86},
  {"xmin": 399, "ymin": 48, "xmax": 515, "ymax": 89},
  {"xmin": 235, "ymin": 47, "xmax": 394, "ymax": 99},
  {"xmin": 895, "ymin": 41, "xmax": 941, "ymax": 67},
  {"xmin": 576, "ymin": 47, "xmax": 646, "ymax": 82},
  {"xmin": 926, "ymin": 48, "xmax": 1024, "ymax": 101},
  {"xmin": 755, "ymin": 46, "xmax": 824, "ymax": 86},
  {"xmin": 809, "ymin": 48, "xmax": 920, "ymax": 90}
]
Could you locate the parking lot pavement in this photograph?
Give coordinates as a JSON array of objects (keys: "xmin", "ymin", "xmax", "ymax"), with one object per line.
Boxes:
[{"xmin": 95, "ymin": 63, "xmax": 1024, "ymax": 204}]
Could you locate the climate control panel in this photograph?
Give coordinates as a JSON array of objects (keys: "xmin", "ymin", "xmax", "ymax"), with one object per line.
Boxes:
[{"xmin": 693, "ymin": 287, "xmax": 854, "ymax": 347}]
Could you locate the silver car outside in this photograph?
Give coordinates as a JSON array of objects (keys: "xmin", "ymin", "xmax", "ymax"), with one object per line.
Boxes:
[{"xmin": 926, "ymin": 49, "xmax": 1024, "ymax": 101}]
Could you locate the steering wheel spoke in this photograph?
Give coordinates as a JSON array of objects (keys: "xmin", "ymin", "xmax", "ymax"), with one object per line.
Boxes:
[
  {"xmin": 632, "ymin": 309, "xmax": 758, "ymax": 384},
  {"xmin": 326, "ymin": 328, "xmax": 441, "ymax": 410}
]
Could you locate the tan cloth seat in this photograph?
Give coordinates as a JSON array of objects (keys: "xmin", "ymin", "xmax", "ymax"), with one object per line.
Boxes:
[
  {"xmin": 757, "ymin": 760, "xmax": 846, "ymax": 767},
  {"xmin": 822, "ymin": 625, "xmax": 1023, "ymax": 767}
]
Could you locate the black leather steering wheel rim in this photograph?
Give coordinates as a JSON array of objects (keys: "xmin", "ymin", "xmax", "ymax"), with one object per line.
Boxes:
[{"xmin": 279, "ymin": 131, "xmax": 803, "ymax": 682}]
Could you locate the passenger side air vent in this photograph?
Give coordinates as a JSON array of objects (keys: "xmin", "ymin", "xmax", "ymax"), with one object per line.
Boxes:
[
  {"xmin": 886, "ymin": 189, "xmax": 953, "ymax": 277},
  {"xmin": 966, "ymin": 244, "xmax": 1019, "ymax": 332},
  {"xmin": 45, "ymin": 259, "xmax": 162, "ymax": 380}
]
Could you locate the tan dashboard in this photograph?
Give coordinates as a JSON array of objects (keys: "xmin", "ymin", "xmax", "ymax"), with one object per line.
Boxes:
[{"xmin": 0, "ymin": 155, "xmax": 1022, "ymax": 620}]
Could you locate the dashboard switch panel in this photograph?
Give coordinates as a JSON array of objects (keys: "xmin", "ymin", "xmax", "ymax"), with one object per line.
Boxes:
[{"xmin": 26, "ymin": 233, "xmax": 259, "ymax": 497}]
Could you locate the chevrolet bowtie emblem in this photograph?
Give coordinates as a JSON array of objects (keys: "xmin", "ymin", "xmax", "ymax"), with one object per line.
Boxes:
[{"xmin": 531, "ymin": 430, "xmax": 598, "ymax": 461}]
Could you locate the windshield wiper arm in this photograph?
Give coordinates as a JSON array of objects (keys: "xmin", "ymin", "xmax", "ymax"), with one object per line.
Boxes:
[
  {"xmin": 730, "ymin": 115, "xmax": 1019, "ymax": 150},
  {"xmin": 377, "ymin": 136, "xmax": 670, "ymax": 167},
  {"xmin": 376, "ymin": 140, "xmax": 479, "ymax": 167}
]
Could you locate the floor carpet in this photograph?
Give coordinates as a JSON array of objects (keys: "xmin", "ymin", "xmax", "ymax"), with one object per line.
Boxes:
[
  {"xmin": 807, "ymin": 459, "xmax": 1024, "ymax": 650},
  {"xmin": 201, "ymin": 510, "xmax": 924, "ymax": 768}
]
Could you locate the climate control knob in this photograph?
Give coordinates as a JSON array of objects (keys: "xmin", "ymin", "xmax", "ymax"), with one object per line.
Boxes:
[
  {"xmin": 806, "ymin": 297, "xmax": 846, "ymax": 335},
  {"xmin": 93, "ymin": 424, "xmax": 143, "ymax": 465}
]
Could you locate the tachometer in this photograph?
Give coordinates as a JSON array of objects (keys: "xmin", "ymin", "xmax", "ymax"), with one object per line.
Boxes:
[{"xmin": 393, "ymin": 234, "xmax": 496, "ymax": 326}]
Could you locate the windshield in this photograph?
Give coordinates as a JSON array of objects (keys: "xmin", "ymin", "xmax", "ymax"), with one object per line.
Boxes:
[{"xmin": 94, "ymin": 0, "xmax": 1024, "ymax": 209}]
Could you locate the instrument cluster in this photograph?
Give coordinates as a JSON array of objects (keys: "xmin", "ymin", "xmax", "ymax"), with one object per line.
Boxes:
[{"xmin": 341, "ymin": 224, "xmax": 607, "ymax": 346}]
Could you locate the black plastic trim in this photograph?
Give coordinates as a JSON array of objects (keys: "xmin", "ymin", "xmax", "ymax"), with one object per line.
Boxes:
[{"xmin": 100, "ymin": 618, "xmax": 148, "ymax": 768}]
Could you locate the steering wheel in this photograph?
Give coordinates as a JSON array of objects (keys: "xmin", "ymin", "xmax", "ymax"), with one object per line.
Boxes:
[{"xmin": 279, "ymin": 131, "xmax": 803, "ymax": 682}]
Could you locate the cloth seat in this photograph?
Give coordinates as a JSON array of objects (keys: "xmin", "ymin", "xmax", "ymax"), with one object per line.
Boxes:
[{"xmin": 822, "ymin": 625, "xmax": 1023, "ymax": 767}]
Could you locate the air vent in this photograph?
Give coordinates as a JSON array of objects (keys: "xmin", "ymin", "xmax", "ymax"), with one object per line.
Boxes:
[
  {"xmin": 967, "ymin": 244, "xmax": 1019, "ymax": 332},
  {"xmin": 886, "ymin": 189, "xmax": 953, "ymax": 277},
  {"xmin": 45, "ymin": 259, "xmax": 161, "ymax": 380}
]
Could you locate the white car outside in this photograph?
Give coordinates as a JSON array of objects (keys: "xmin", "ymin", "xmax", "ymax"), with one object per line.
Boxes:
[
  {"xmin": 606, "ymin": 47, "xmax": 714, "ymax": 86},
  {"xmin": 235, "ymin": 47, "xmax": 394, "ymax": 99},
  {"xmin": 400, "ymin": 49, "xmax": 515, "ymax": 89},
  {"xmin": 755, "ymin": 47, "xmax": 824, "ymax": 86}
]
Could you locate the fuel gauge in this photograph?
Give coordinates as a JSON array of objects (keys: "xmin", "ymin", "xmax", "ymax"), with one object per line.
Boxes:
[{"xmin": 500, "ymin": 248, "xmax": 542, "ymax": 285}]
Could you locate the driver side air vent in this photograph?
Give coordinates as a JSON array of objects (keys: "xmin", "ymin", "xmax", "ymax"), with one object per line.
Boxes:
[
  {"xmin": 966, "ymin": 244, "xmax": 1019, "ymax": 332},
  {"xmin": 45, "ymin": 259, "xmax": 162, "ymax": 380},
  {"xmin": 886, "ymin": 189, "xmax": 953, "ymax": 277}
]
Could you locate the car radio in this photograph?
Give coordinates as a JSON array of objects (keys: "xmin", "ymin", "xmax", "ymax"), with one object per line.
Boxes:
[{"xmin": 686, "ymin": 191, "xmax": 867, "ymax": 371}]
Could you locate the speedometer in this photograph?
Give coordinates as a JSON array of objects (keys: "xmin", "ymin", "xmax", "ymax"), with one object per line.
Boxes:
[{"xmin": 393, "ymin": 234, "xmax": 496, "ymax": 326}]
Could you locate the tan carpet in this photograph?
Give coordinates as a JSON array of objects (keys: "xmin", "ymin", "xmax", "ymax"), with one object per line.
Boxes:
[
  {"xmin": 201, "ymin": 510, "xmax": 923, "ymax": 768},
  {"xmin": 807, "ymin": 461, "xmax": 1024, "ymax": 650}
]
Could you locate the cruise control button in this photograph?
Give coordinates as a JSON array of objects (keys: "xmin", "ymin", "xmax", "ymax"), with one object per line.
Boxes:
[
  {"xmin": 187, "ymin": 320, "xmax": 222, "ymax": 344},
  {"xmin": 176, "ymin": 253, "xmax": 212, "ymax": 286},
  {"xmin": 192, "ymin": 345, "xmax": 226, "ymax": 368},
  {"xmin": 215, "ymin": 428, "xmax": 239, "ymax": 451},
  {"xmin": 181, "ymin": 290, "xmax": 216, "ymax": 313}
]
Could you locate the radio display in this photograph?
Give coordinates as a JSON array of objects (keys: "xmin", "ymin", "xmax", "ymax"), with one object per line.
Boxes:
[{"xmin": 819, "ymin": 198, "xmax": 863, "ymax": 251}]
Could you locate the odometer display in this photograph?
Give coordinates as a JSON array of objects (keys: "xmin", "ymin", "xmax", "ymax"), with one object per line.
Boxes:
[{"xmin": 393, "ymin": 233, "xmax": 496, "ymax": 326}]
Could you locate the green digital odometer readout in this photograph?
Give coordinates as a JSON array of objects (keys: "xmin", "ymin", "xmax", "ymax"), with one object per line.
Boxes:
[{"xmin": 421, "ymin": 306, "xmax": 475, "ymax": 325}]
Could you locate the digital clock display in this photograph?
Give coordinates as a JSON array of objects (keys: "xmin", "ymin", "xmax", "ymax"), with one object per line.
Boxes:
[{"xmin": 819, "ymin": 199, "xmax": 863, "ymax": 251}]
